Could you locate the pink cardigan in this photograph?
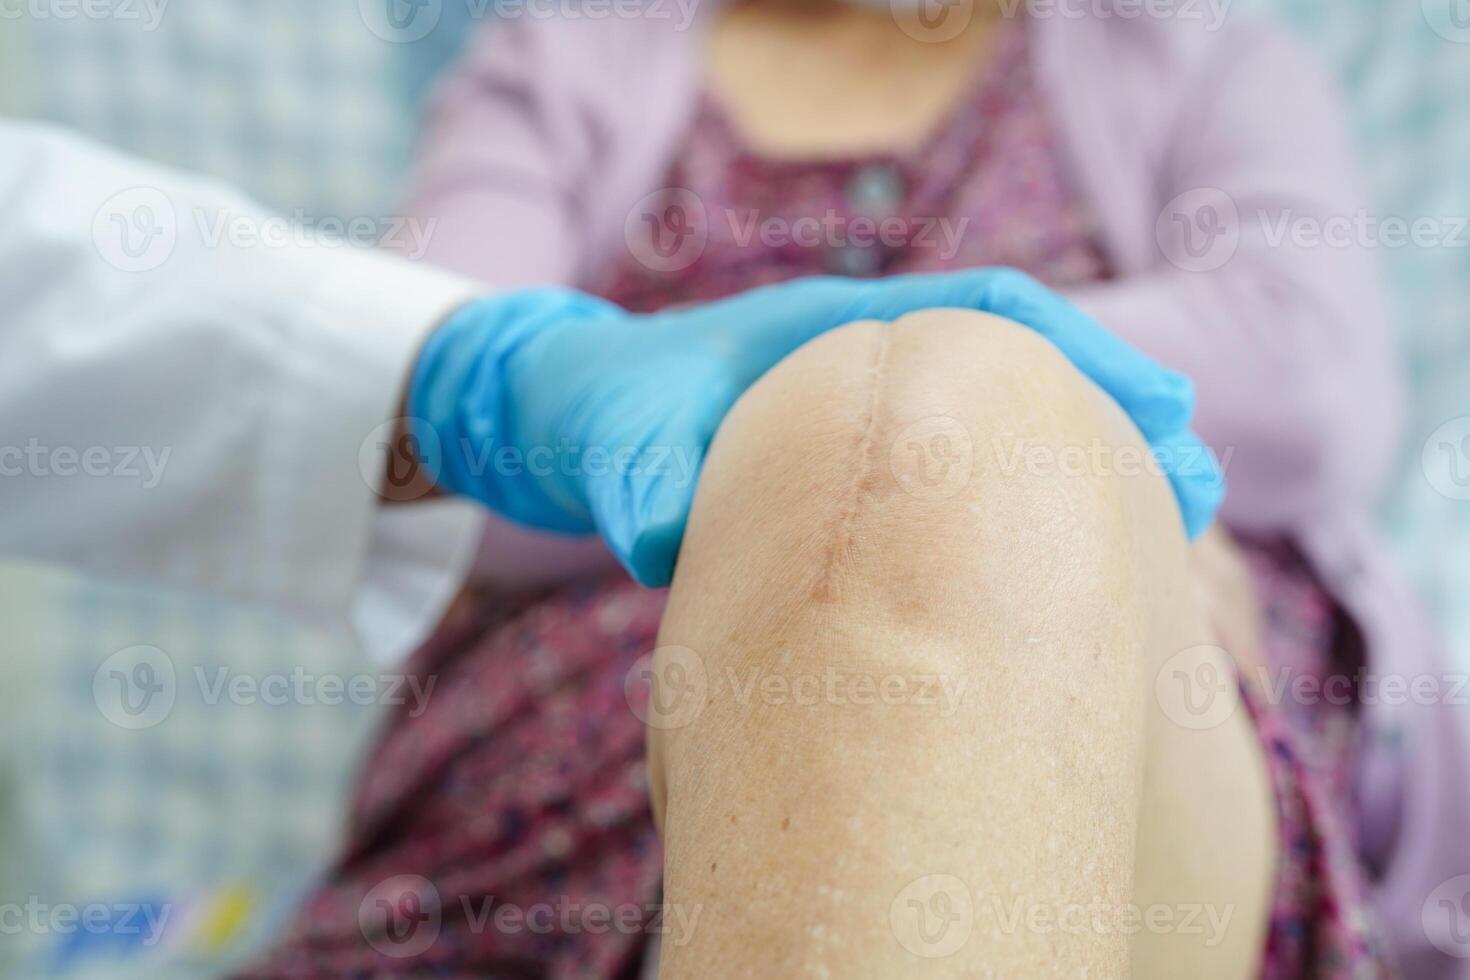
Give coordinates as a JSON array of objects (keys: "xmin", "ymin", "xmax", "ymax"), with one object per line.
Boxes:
[{"xmin": 404, "ymin": 5, "xmax": 1470, "ymax": 974}]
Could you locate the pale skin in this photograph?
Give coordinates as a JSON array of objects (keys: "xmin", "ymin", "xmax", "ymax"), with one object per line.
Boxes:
[
  {"xmin": 640, "ymin": 4, "xmax": 1278, "ymax": 977},
  {"xmin": 706, "ymin": 0, "xmax": 1010, "ymax": 159},
  {"xmin": 647, "ymin": 311, "xmax": 1275, "ymax": 978}
]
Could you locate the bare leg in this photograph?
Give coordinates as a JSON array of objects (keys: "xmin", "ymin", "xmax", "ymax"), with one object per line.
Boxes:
[{"xmin": 646, "ymin": 310, "xmax": 1275, "ymax": 978}]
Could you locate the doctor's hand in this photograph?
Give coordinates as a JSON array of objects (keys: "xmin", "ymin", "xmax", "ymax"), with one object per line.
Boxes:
[{"xmin": 408, "ymin": 269, "xmax": 1222, "ymax": 588}]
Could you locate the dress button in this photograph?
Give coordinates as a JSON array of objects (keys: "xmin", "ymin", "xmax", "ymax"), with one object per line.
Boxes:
[
  {"xmin": 829, "ymin": 242, "xmax": 883, "ymax": 277},
  {"xmin": 847, "ymin": 165, "xmax": 906, "ymax": 216}
]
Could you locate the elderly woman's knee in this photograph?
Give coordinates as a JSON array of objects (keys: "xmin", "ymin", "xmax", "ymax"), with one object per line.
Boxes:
[
  {"xmin": 652, "ymin": 306, "xmax": 1176, "ymax": 860},
  {"xmin": 674, "ymin": 307, "xmax": 1173, "ymax": 618}
]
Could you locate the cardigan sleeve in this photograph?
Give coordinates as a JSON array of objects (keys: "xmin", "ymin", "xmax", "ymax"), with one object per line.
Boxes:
[
  {"xmin": 1064, "ymin": 23, "xmax": 1404, "ymax": 532},
  {"xmin": 402, "ymin": 19, "xmax": 597, "ymax": 287}
]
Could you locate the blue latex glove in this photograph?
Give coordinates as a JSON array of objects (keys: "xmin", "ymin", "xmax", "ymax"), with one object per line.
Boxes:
[{"xmin": 409, "ymin": 269, "xmax": 1224, "ymax": 586}]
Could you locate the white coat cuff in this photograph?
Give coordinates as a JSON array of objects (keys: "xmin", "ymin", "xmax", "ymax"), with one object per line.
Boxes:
[{"xmin": 279, "ymin": 247, "xmax": 483, "ymax": 660}]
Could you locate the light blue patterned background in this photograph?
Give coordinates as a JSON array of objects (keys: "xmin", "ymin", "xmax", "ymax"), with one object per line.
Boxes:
[
  {"xmin": 0, "ymin": 1, "xmax": 1465, "ymax": 976},
  {"xmin": 1241, "ymin": 0, "xmax": 1470, "ymax": 653}
]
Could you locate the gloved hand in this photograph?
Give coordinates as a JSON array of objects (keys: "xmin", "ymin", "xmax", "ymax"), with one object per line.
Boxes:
[{"xmin": 409, "ymin": 269, "xmax": 1223, "ymax": 587}]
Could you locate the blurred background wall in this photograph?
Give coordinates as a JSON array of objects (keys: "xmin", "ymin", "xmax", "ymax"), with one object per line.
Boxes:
[{"xmin": 0, "ymin": 1, "xmax": 1465, "ymax": 975}]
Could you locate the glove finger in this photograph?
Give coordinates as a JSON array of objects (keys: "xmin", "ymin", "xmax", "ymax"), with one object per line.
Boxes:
[
  {"xmin": 1148, "ymin": 424, "xmax": 1227, "ymax": 540},
  {"xmin": 685, "ymin": 276, "xmax": 867, "ymax": 381},
  {"xmin": 709, "ymin": 269, "xmax": 1192, "ymax": 444},
  {"xmin": 582, "ymin": 370, "xmax": 733, "ymax": 588},
  {"xmin": 853, "ymin": 268, "xmax": 1219, "ymax": 537},
  {"xmin": 854, "ymin": 269, "xmax": 1193, "ymax": 442}
]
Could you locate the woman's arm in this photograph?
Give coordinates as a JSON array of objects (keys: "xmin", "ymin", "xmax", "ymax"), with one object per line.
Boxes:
[
  {"xmin": 401, "ymin": 20, "xmax": 597, "ymax": 287},
  {"xmin": 1063, "ymin": 23, "xmax": 1403, "ymax": 531}
]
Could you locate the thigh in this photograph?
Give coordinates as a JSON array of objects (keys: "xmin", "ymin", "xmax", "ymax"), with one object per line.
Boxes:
[
  {"xmin": 1135, "ymin": 633, "xmax": 1277, "ymax": 977},
  {"xmin": 1133, "ymin": 528, "xmax": 1278, "ymax": 978}
]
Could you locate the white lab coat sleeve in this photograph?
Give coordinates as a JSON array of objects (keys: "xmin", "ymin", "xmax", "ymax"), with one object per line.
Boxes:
[{"xmin": 0, "ymin": 119, "xmax": 487, "ymax": 660}]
